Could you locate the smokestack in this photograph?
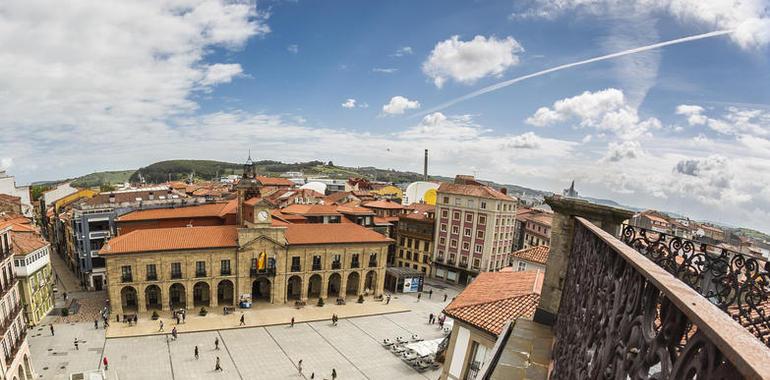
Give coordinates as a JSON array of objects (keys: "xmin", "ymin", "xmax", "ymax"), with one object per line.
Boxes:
[{"xmin": 423, "ymin": 149, "xmax": 428, "ymax": 181}]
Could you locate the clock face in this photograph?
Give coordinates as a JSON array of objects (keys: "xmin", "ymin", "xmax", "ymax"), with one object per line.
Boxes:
[{"xmin": 257, "ymin": 210, "xmax": 269, "ymax": 222}]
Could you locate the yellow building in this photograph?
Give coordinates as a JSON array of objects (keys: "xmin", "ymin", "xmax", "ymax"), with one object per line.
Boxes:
[
  {"xmin": 102, "ymin": 168, "xmax": 392, "ymax": 315},
  {"xmin": 11, "ymin": 230, "xmax": 55, "ymax": 326},
  {"xmin": 396, "ymin": 204, "xmax": 435, "ymax": 274}
]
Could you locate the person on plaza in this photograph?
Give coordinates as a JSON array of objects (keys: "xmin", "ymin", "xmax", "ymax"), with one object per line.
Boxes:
[
  {"xmin": 171, "ymin": 327, "xmax": 178, "ymax": 340},
  {"xmin": 104, "ymin": 317, "xmax": 110, "ymax": 328},
  {"xmin": 290, "ymin": 317, "xmax": 295, "ymax": 327},
  {"xmin": 417, "ymin": 292, "xmax": 422, "ymax": 302},
  {"xmin": 443, "ymin": 293, "xmax": 448, "ymax": 302},
  {"xmin": 386, "ymin": 294, "xmax": 391, "ymax": 304},
  {"xmin": 429, "ymin": 289, "xmax": 433, "ymax": 299},
  {"xmin": 298, "ymin": 359, "xmax": 303, "ymax": 373},
  {"xmin": 74, "ymin": 338, "xmax": 79, "ymax": 350},
  {"xmin": 182, "ymin": 310, "xmax": 186, "ymax": 323},
  {"xmin": 310, "ymin": 372, "xmax": 315, "ymax": 379},
  {"xmin": 194, "ymin": 345, "xmax": 199, "ymax": 360},
  {"xmin": 63, "ymin": 292, "xmax": 67, "ymax": 302},
  {"xmin": 94, "ymin": 319, "xmax": 98, "ymax": 329},
  {"xmin": 134, "ymin": 315, "xmax": 138, "ymax": 325},
  {"xmin": 215, "ymin": 337, "xmax": 220, "ymax": 350},
  {"xmin": 103, "ymin": 356, "xmax": 108, "ymax": 370},
  {"xmin": 50, "ymin": 324, "xmax": 54, "ymax": 336},
  {"xmin": 159, "ymin": 320, "xmax": 164, "ymax": 332},
  {"xmin": 176, "ymin": 314, "xmax": 180, "ymax": 325},
  {"xmin": 429, "ymin": 313, "xmax": 434, "ymax": 324},
  {"xmin": 332, "ymin": 368, "xmax": 337, "ymax": 379},
  {"xmin": 240, "ymin": 313, "xmax": 245, "ymax": 326},
  {"xmin": 215, "ymin": 356, "xmax": 223, "ymax": 372}
]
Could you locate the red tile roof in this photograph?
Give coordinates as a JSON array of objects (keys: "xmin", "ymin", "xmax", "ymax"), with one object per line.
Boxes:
[
  {"xmin": 255, "ymin": 176, "xmax": 295, "ymax": 187},
  {"xmin": 282, "ymin": 204, "xmax": 341, "ymax": 216},
  {"xmin": 512, "ymin": 246, "xmax": 550, "ymax": 265},
  {"xmin": 444, "ymin": 271, "xmax": 544, "ymax": 336},
  {"xmin": 100, "ymin": 225, "xmax": 238, "ymax": 255},
  {"xmin": 283, "ymin": 223, "xmax": 392, "ymax": 245},
  {"xmin": 438, "ymin": 182, "xmax": 516, "ymax": 201},
  {"xmin": 117, "ymin": 203, "xmax": 232, "ymax": 222},
  {"xmin": 362, "ymin": 200, "xmax": 404, "ymax": 210},
  {"xmin": 11, "ymin": 231, "xmax": 49, "ymax": 255},
  {"xmin": 336, "ymin": 204, "xmax": 375, "ymax": 216}
]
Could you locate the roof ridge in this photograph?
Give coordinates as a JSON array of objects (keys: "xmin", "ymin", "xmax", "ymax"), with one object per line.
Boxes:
[{"xmin": 446, "ymin": 292, "xmax": 539, "ymax": 311}]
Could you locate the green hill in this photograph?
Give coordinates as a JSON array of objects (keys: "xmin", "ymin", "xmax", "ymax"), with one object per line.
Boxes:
[{"xmin": 71, "ymin": 170, "xmax": 135, "ymax": 188}]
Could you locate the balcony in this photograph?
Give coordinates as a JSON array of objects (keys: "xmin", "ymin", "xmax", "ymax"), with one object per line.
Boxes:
[
  {"xmin": 550, "ymin": 217, "xmax": 770, "ymax": 379},
  {"xmin": 368, "ymin": 260, "xmax": 377, "ymax": 268},
  {"xmin": 146, "ymin": 274, "xmax": 157, "ymax": 281},
  {"xmin": 5, "ymin": 329, "xmax": 27, "ymax": 366},
  {"xmin": 350, "ymin": 261, "xmax": 360, "ymax": 269},
  {"xmin": 250, "ymin": 268, "xmax": 276, "ymax": 277},
  {"xmin": 121, "ymin": 275, "xmax": 133, "ymax": 283},
  {"xmin": 0, "ymin": 305, "xmax": 22, "ymax": 335},
  {"xmin": 290, "ymin": 265, "xmax": 301, "ymax": 272},
  {"xmin": 331, "ymin": 261, "xmax": 341, "ymax": 270},
  {"xmin": 221, "ymin": 270, "xmax": 231, "ymax": 276},
  {"xmin": 195, "ymin": 270, "xmax": 207, "ymax": 278},
  {"xmin": 312, "ymin": 264, "xmax": 322, "ymax": 271},
  {"xmin": 88, "ymin": 230, "xmax": 110, "ymax": 239},
  {"xmin": 170, "ymin": 272, "xmax": 182, "ymax": 280}
]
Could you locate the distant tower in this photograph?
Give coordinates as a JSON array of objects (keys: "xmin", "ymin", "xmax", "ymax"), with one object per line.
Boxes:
[
  {"xmin": 237, "ymin": 151, "xmax": 261, "ymax": 225},
  {"xmin": 563, "ymin": 180, "xmax": 579, "ymax": 198},
  {"xmin": 423, "ymin": 149, "xmax": 428, "ymax": 181}
]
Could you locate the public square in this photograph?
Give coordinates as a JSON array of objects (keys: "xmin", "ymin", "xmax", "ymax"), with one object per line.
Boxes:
[{"xmin": 28, "ymin": 281, "xmax": 460, "ymax": 380}]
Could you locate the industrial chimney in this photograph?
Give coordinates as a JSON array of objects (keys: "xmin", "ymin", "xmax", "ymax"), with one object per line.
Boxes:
[{"xmin": 423, "ymin": 149, "xmax": 428, "ymax": 181}]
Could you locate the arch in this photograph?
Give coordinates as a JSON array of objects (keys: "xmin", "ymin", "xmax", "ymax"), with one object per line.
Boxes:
[
  {"xmin": 307, "ymin": 274, "xmax": 322, "ymax": 299},
  {"xmin": 23, "ymin": 355, "xmax": 32, "ymax": 380},
  {"xmin": 120, "ymin": 286, "xmax": 138, "ymax": 312},
  {"xmin": 364, "ymin": 270, "xmax": 377, "ymax": 294},
  {"xmin": 217, "ymin": 280, "xmax": 234, "ymax": 306},
  {"xmin": 17, "ymin": 362, "xmax": 25, "ymax": 380},
  {"xmin": 287, "ymin": 275, "xmax": 302, "ymax": 301},
  {"xmin": 169, "ymin": 283, "xmax": 186, "ymax": 309},
  {"xmin": 193, "ymin": 282, "xmax": 211, "ymax": 307},
  {"xmin": 346, "ymin": 272, "xmax": 360, "ymax": 296},
  {"xmin": 145, "ymin": 285, "xmax": 162, "ymax": 310},
  {"xmin": 327, "ymin": 273, "xmax": 341, "ymax": 298},
  {"xmin": 252, "ymin": 278, "xmax": 271, "ymax": 302}
]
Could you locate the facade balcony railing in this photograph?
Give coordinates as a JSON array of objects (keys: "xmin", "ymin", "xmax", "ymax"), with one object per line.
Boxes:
[
  {"xmin": 331, "ymin": 262, "xmax": 341, "ymax": 270},
  {"xmin": 620, "ymin": 223, "xmax": 770, "ymax": 347},
  {"xmin": 368, "ymin": 261, "xmax": 377, "ymax": 268},
  {"xmin": 290, "ymin": 265, "xmax": 301, "ymax": 272},
  {"xmin": 146, "ymin": 274, "xmax": 157, "ymax": 281},
  {"xmin": 195, "ymin": 271, "xmax": 207, "ymax": 278},
  {"xmin": 0, "ymin": 279, "xmax": 18, "ymax": 300},
  {"xmin": 170, "ymin": 272, "xmax": 182, "ymax": 280},
  {"xmin": 250, "ymin": 268, "xmax": 276, "ymax": 277},
  {"xmin": 550, "ymin": 217, "xmax": 770, "ymax": 379},
  {"xmin": 312, "ymin": 264, "xmax": 322, "ymax": 271},
  {"xmin": 120, "ymin": 275, "xmax": 132, "ymax": 283},
  {"xmin": 0, "ymin": 305, "xmax": 22, "ymax": 335},
  {"xmin": 5, "ymin": 329, "xmax": 27, "ymax": 366},
  {"xmin": 350, "ymin": 261, "xmax": 360, "ymax": 269},
  {"xmin": 220, "ymin": 270, "xmax": 231, "ymax": 276}
]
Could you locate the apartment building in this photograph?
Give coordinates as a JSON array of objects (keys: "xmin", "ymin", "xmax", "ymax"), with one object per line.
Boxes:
[
  {"xmin": 0, "ymin": 220, "xmax": 34, "ymax": 380},
  {"xmin": 11, "ymin": 230, "xmax": 54, "ymax": 326},
  {"xmin": 432, "ymin": 176, "xmax": 517, "ymax": 285},
  {"xmin": 396, "ymin": 204, "xmax": 435, "ymax": 274}
]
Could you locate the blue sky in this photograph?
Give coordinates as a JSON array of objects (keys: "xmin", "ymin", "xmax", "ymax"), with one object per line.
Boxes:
[{"xmin": 0, "ymin": 0, "xmax": 769, "ymax": 230}]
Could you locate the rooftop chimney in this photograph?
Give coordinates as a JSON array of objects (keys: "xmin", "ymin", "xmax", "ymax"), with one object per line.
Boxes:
[
  {"xmin": 423, "ymin": 149, "xmax": 428, "ymax": 181},
  {"xmin": 500, "ymin": 188, "xmax": 508, "ymax": 195}
]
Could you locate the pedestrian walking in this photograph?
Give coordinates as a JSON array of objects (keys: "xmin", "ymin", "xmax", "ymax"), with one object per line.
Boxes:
[
  {"xmin": 103, "ymin": 356, "xmax": 108, "ymax": 370},
  {"xmin": 332, "ymin": 368, "xmax": 337, "ymax": 379},
  {"xmin": 194, "ymin": 345, "xmax": 199, "ymax": 360},
  {"xmin": 240, "ymin": 313, "xmax": 245, "ymax": 326},
  {"xmin": 50, "ymin": 324, "xmax": 54, "ymax": 336},
  {"xmin": 429, "ymin": 313, "xmax": 434, "ymax": 324},
  {"xmin": 63, "ymin": 292, "xmax": 67, "ymax": 301},
  {"xmin": 443, "ymin": 293, "xmax": 447, "ymax": 302},
  {"xmin": 171, "ymin": 327, "xmax": 178, "ymax": 340},
  {"xmin": 74, "ymin": 338, "xmax": 79, "ymax": 350},
  {"xmin": 429, "ymin": 289, "xmax": 433, "ymax": 299},
  {"xmin": 215, "ymin": 337, "xmax": 220, "ymax": 350},
  {"xmin": 290, "ymin": 317, "xmax": 294, "ymax": 327},
  {"xmin": 104, "ymin": 318, "xmax": 110, "ymax": 328},
  {"xmin": 310, "ymin": 372, "xmax": 315, "ymax": 379},
  {"xmin": 159, "ymin": 320, "xmax": 164, "ymax": 332},
  {"xmin": 94, "ymin": 319, "xmax": 99, "ymax": 329},
  {"xmin": 215, "ymin": 356, "xmax": 223, "ymax": 372},
  {"xmin": 182, "ymin": 311, "xmax": 186, "ymax": 323},
  {"xmin": 386, "ymin": 294, "xmax": 391, "ymax": 304},
  {"xmin": 134, "ymin": 315, "xmax": 138, "ymax": 325},
  {"xmin": 298, "ymin": 359, "xmax": 303, "ymax": 373},
  {"xmin": 417, "ymin": 292, "xmax": 422, "ymax": 302},
  {"xmin": 176, "ymin": 315, "xmax": 180, "ymax": 325}
]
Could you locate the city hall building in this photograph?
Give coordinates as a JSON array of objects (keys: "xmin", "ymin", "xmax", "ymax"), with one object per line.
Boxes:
[{"xmin": 101, "ymin": 163, "xmax": 391, "ymax": 315}]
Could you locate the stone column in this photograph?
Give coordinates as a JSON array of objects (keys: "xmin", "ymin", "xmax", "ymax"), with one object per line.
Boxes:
[
  {"xmin": 209, "ymin": 280, "xmax": 218, "ymax": 308},
  {"xmin": 300, "ymin": 274, "xmax": 308, "ymax": 302},
  {"xmin": 535, "ymin": 195, "xmax": 634, "ymax": 326},
  {"xmin": 358, "ymin": 270, "xmax": 365, "ymax": 296},
  {"xmin": 320, "ymin": 275, "xmax": 329, "ymax": 299},
  {"xmin": 137, "ymin": 287, "xmax": 147, "ymax": 313},
  {"xmin": 340, "ymin": 272, "xmax": 348, "ymax": 298},
  {"xmin": 161, "ymin": 286, "xmax": 170, "ymax": 311},
  {"xmin": 185, "ymin": 283, "xmax": 194, "ymax": 311}
]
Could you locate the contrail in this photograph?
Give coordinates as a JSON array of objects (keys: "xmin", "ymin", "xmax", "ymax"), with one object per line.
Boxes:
[{"xmin": 412, "ymin": 29, "xmax": 732, "ymax": 118}]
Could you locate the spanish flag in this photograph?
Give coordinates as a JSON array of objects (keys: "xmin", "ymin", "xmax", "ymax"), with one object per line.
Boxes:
[{"xmin": 257, "ymin": 252, "xmax": 266, "ymax": 270}]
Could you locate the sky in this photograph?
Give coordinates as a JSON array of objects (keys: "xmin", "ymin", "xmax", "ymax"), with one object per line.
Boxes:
[{"xmin": 1, "ymin": 0, "xmax": 769, "ymax": 230}]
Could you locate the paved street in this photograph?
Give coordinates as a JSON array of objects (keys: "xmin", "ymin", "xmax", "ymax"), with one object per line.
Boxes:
[{"xmin": 29, "ymin": 281, "xmax": 461, "ymax": 380}]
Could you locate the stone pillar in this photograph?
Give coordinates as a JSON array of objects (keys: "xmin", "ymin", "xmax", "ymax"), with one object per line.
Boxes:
[
  {"xmin": 535, "ymin": 195, "xmax": 634, "ymax": 326},
  {"xmin": 340, "ymin": 272, "xmax": 348, "ymax": 298},
  {"xmin": 185, "ymin": 283, "xmax": 194, "ymax": 311},
  {"xmin": 137, "ymin": 287, "xmax": 147, "ymax": 313},
  {"xmin": 161, "ymin": 286, "xmax": 170, "ymax": 311},
  {"xmin": 300, "ymin": 274, "xmax": 308, "ymax": 302},
  {"xmin": 358, "ymin": 270, "xmax": 365, "ymax": 296},
  {"xmin": 320, "ymin": 275, "xmax": 329, "ymax": 299},
  {"xmin": 209, "ymin": 280, "xmax": 218, "ymax": 307}
]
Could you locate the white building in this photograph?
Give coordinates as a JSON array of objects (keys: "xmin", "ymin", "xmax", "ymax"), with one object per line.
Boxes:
[
  {"xmin": 42, "ymin": 183, "xmax": 79, "ymax": 207},
  {"xmin": 0, "ymin": 171, "xmax": 32, "ymax": 217}
]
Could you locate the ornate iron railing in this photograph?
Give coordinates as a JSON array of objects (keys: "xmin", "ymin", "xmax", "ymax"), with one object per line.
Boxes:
[
  {"xmin": 620, "ymin": 224, "xmax": 770, "ymax": 346},
  {"xmin": 551, "ymin": 217, "xmax": 770, "ymax": 379}
]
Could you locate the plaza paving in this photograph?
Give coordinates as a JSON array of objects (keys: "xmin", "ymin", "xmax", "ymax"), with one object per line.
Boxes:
[{"xmin": 29, "ymin": 282, "xmax": 461, "ymax": 380}]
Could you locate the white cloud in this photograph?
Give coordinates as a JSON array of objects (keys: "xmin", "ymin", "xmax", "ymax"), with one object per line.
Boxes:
[
  {"xmin": 372, "ymin": 68, "xmax": 398, "ymax": 74},
  {"xmin": 287, "ymin": 44, "xmax": 299, "ymax": 54},
  {"xmin": 525, "ymin": 88, "xmax": 662, "ymax": 139},
  {"xmin": 200, "ymin": 63, "xmax": 244, "ymax": 86},
  {"xmin": 602, "ymin": 141, "xmax": 643, "ymax": 162},
  {"xmin": 675, "ymin": 104, "xmax": 770, "ymax": 136},
  {"xmin": 0, "ymin": 158, "xmax": 12, "ymax": 170},
  {"xmin": 514, "ymin": 0, "xmax": 770, "ymax": 49},
  {"xmin": 503, "ymin": 132, "xmax": 542, "ymax": 149},
  {"xmin": 422, "ymin": 35, "xmax": 524, "ymax": 88},
  {"xmin": 676, "ymin": 104, "xmax": 707, "ymax": 125},
  {"xmin": 392, "ymin": 46, "xmax": 413, "ymax": 57},
  {"xmin": 382, "ymin": 96, "xmax": 421, "ymax": 115},
  {"xmin": 342, "ymin": 99, "xmax": 357, "ymax": 109}
]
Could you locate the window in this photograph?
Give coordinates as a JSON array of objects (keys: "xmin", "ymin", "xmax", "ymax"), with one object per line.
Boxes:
[
  {"xmin": 452, "ymin": 225, "xmax": 459, "ymax": 234},
  {"xmin": 440, "ymin": 223, "xmax": 447, "ymax": 232},
  {"xmin": 481, "ymin": 201, "xmax": 487, "ymax": 209},
  {"xmin": 291, "ymin": 256, "xmax": 301, "ymax": 272},
  {"xmin": 171, "ymin": 262, "xmax": 182, "ymax": 279},
  {"xmin": 454, "ymin": 198, "xmax": 461, "ymax": 206},
  {"xmin": 146, "ymin": 264, "xmax": 157, "ymax": 281},
  {"xmin": 121, "ymin": 266, "xmax": 132, "ymax": 282},
  {"xmin": 312, "ymin": 255, "xmax": 322, "ymax": 271},
  {"xmin": 332, "ymin": 254, "xmax": 342, "ymax": 269},
  {"xmin": 441, "ymin": 209, "xmax": 448, "ymax": 218},
  {"xmin": 443, "ymin": 196, "xmax": 449, "ymax": 204},
  {"xmin": 479, "ymin": 215, "xmax": 486, "ymax": 225},
  {"xmin": 462, "ymin": 242, "xmax": 469, "ymax": 250},
  {"xmin": 477, "ymin": 230, "xmax": 484, "ymax": 239},
  {"xmin": 467, "ymin": 200, "xmax": 474, "ymax": 208},
  {"xmin": 220, "ymin": 260, "xmax": 231, "ymax": 275},
  {"xmin": 464, "ymin": 228, "xmax": 471, "ymax": 237},
  {"xmin": 399, "ymin": 250, "xmax": 404, "ymax": 258},
  {"xmin": 450, "ymin": 239, "xmax": 457, "ymax": 248},
  {"xmin": 369, "ymin": 253, "xmax": 377, "ymax": 267},
  {"xmin": 473, "ymin": 258, "xmax": 480, "ymax": 269},
  {"xmin": 195, "ymin": 261, "xmax": 206, "ymax": 277},
  {"xmin": 475, "ymin": 244, "xmax": 483, "ymax": 253},
  {"xmin": 406, "ymin": 252, "xmax": 412, "ymax": 260},
  {"xmin": 517, "ymin": 262, "xmax": 527, "ymax": 271},
  {"xmin": 460, "ymin": 256, "xmax": 468, "ymax": 265},
  {"xmin": 351, "ymin": 253, "xmax": 360, "ymax": 268},
  {"xmin": 439, "ymin": 237, "xmax": 446, "ymax": 245},
  {"xmin": 453, "ymin": 211, "xmax": 460, "ymax": 220},
  {"xmin": 423, "ymin": 255, "xmax": 429, "ymax": 264},
  {"xmin": 466, "ymin": 214, "xmax": 473, "ymax": 223}
]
